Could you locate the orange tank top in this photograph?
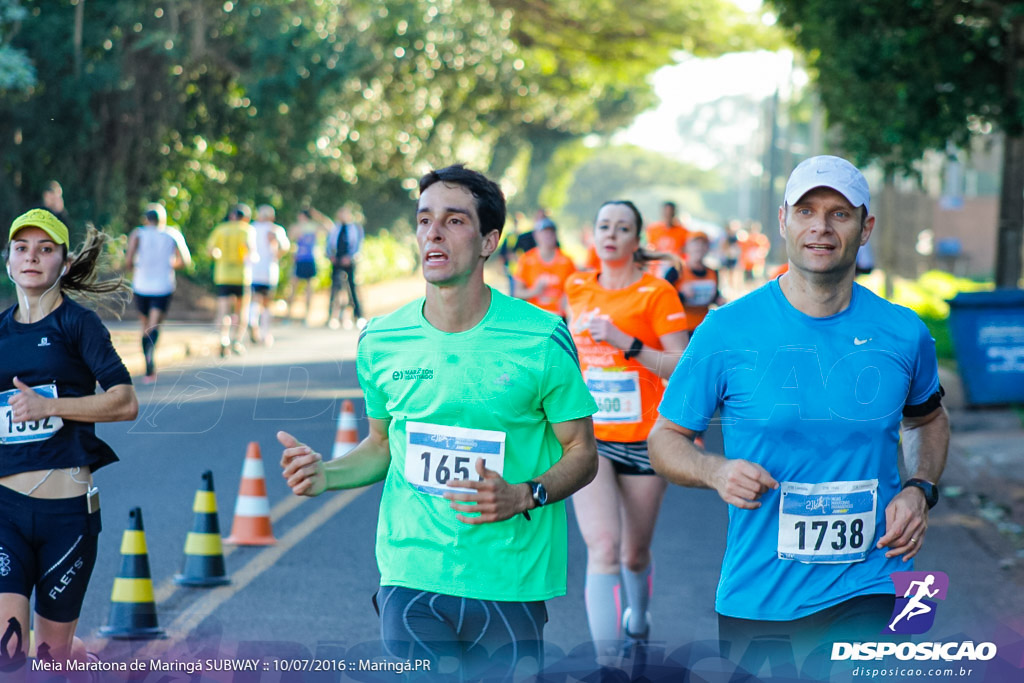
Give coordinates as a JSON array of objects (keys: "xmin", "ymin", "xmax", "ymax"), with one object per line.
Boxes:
[{"xmin": 676, "ymin": 263, "xmax": 719, "ymax": 331}]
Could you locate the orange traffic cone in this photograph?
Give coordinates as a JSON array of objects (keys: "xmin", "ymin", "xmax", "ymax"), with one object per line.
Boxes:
[
  {"xmin": 98, "ymin": 507, "xmax": 166, "ymax": 639},
  {"xmin": 175, "ymin": 470, "xmax": 230, "ymax": 586},
  {"xmin": 224, "ymin": 442, "xmax": 277, "ymax": 546},
  {"xmin": 332, "ymin": 399, "xmax": 359, "ymax": 459}
]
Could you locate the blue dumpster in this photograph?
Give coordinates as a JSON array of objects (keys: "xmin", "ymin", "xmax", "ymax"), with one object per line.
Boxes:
[{"xmin": 947, "ymin": 289, "xmax": 1024, "ymax": 406}]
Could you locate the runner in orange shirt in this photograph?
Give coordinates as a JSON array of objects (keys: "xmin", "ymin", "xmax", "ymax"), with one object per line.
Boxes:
[
  {"xmin": 676, "ymin": 232, "xmax": 726, "ymax": 332},
  {"xmin": 513, "ymin": 219, "xmax": 576, "ymax": 317},
  {"xmin": 739, "ymin": 220, "xmax": 771, "ymax": 282},
  {"xmin": 769, "ymin": 261, "xmax": 790, "ymax": 279},
  {"xmin": 645, "ymin": 201, "xmax": 689, "ymax": 255},
  {"xmin": 565, "ymin": 200, "xmax": 689, "ymax": 658},
  {"xmin": 645, "ymin": 202, "xmax": 689, "ymax": 280},
  {"xmin": 579, "ymin": 223, "xmax": 601, "ymax": 271}
]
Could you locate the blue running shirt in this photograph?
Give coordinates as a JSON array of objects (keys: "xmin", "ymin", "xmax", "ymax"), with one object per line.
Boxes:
[
  {"xmin": 294, "ymin": 231, "xmax": 317, "ymax": 263},
  {"xmin": 659, "ymin": 280, "xmax": 940, "ymax": 620}
]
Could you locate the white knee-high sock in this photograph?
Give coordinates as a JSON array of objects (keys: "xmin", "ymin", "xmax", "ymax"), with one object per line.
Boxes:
[
  {"xmin": 585, "ymin": 573, "xmax": 622, "ymax": 652},
  {"xmin": 621, "ymin": 563, "xmax": 652, "ymax": 635},
  {"xmin": 260, "ymin": 308, "xmax": 271, "ymax": 338}
]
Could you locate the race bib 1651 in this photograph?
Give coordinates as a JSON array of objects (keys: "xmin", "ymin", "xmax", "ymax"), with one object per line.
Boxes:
[{"xmin": 404, "ymin": 422, "xmax": 506, "ymax": 497}]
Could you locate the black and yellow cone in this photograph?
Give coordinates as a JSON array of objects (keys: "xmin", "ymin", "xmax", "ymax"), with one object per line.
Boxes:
[
  {"xmin": 98, "ymin": 507, "xmax": 166, "ymax": 639},
  {"xmin": 174, "ymin": 470, "xmax": 230, "ymax": 587}
]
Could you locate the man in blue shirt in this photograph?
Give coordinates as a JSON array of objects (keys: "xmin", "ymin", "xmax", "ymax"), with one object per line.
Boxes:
[
  {"xmin": 326, "ymin": 205, "xmax": 365, "ymax": 329},
  {"xmin": 650, "ymin": 156, "xmax": 949, "ymax": 673}
]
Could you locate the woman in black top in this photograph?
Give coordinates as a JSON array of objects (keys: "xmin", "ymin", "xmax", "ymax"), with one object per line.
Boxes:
[{"xmin": 0, "ymin": 209, "xmax": 137, "ymax": 670}]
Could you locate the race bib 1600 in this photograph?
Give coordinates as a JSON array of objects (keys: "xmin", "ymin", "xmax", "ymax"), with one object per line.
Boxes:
[
  {"xmin": 404, "ymin": 422, "xmax": 506, "ymax": 497},
  {"xmin": 585, "ymin": 369, "xmax": 642, "ymax": 424}
]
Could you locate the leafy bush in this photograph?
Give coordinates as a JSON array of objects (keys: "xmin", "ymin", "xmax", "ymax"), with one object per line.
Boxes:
[
  {"xmin": 919, "ymin": 315, "xmax": 954, "ymax": 362},
  {"xmin": 357, "ymin": 229, "xmax": 419, "ymax": 285},
  {"xmin": 880, "ymin": 270, "xmax": 991, "ymax": 320},
  {"xmin": 888, "ymin": 270, "xmax": 993, "ymax": 362}
]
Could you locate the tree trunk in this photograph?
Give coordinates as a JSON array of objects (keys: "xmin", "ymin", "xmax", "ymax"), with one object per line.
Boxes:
[
  {"xmin": 487, "ymin": 131, "xmax": 521, "ymax": 181},
  {"xmin": 881, "ymin": 171, "xmax": 897, "ymax": 300},
  {"xmin": 516, "ymin": 127, "xmax": 570, "ymax": 213},
  {"xmin": 995, "ymin": 133, "xmax": 1024, "ymax": 288},
  {"xmin": 996, "ymin": 16, "xmax": 1024, "ymax": 289},
  {"xmin": 190, "ymin": 0, "xmax": 207, "ymax": 58},
  {"xmin": 761, "ymin": 89, "xmax": 781, "ymax": 243},
  {"xmin": 74, "ymin": 0, "xmax": 85, "ymax": 79}
]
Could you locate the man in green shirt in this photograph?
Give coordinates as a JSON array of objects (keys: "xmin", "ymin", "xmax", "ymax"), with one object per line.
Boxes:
[{"xmin": 279, "ymin": 165, "xmax": 597, "ymax": 679}]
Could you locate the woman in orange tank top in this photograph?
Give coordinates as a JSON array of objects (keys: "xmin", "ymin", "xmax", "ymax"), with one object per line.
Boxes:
[{"xmin": 565, "ymin": 200, "xmax": 689, "ymax": 657}]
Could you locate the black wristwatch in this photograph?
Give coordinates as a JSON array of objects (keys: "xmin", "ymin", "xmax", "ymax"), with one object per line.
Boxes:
[
  {"xmin": 623, "ymin": 337, "xmax": 644, "ymax": 360},
  {"xmin": 529, "ymin": 480, "xmax": 548, "ymax": 507},
  {"xmin": 902, "ymin": 478, "xmax": 939, "ymax": 509},
  {"xmin": 522, "ymin": 481, "xmax": 548, "ymax": 521}
]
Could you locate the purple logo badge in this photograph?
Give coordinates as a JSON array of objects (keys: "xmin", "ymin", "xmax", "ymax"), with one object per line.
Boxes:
[{"xmin": 884, "ymin": 571, "xmax": 949, "ymax": 634}]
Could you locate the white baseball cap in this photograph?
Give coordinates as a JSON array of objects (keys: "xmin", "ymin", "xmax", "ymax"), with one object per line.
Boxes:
[{"xmin": 784, "ymin": 155, "xmax": 870, "ymax": 214}]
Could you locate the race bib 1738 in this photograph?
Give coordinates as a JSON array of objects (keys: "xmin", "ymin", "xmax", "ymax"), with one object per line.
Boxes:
[
  {"xmin": 777, "ymin": 479, "xmax": 877, "ymax": 564},
  {"xmin": 404, "ymin": 422, "xmax": 506, "ymax": 497},
  {"xmin": 0, "ymin": 383, "xmax": 64, "ymax": 445}
]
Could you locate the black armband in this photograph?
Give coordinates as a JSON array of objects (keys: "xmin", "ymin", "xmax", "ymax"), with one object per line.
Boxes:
[{"xmin": 902, "ymin": 385, "xmax": 945, "ymax": 418}]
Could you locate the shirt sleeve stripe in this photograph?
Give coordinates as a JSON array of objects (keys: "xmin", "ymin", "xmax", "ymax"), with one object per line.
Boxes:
[
  {"xmin": 551, "ymin": 333, "xmax": 581, "ymax": 371},
  {"xmin": 360, "ymin": 323, "xmax": 420, "ymax": 342},
  {"xmin": 483, "ymin": 326, "xmax": 548, "ymax": 338},
  {"xmin": 552, "ymin": 323, "xmax": 574, "ymax": 349}
]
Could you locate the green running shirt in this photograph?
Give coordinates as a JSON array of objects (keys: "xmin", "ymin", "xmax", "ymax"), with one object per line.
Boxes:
[{"xmin": 357, "ymin": 288, "xmax": 597, "ymax": 601}]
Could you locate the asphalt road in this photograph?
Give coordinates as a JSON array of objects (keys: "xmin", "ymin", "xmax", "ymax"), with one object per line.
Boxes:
[{"xmin": 72, "ymin": 323, "xmax": 1023, "ymax": 682}]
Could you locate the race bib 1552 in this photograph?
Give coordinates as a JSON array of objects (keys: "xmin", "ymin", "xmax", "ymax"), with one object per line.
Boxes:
[{"xmin": 0, "ymin": 383, "xmax": 64, "ymax": 445}]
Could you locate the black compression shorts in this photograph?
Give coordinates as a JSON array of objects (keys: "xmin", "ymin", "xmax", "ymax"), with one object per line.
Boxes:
[
  {"xmin": 376, "ymin": 585, "xmax": 546, "ymax": 680},
  {"xmin": 0, "ymin": 484, "xmax": 101, "ymax": 622}
]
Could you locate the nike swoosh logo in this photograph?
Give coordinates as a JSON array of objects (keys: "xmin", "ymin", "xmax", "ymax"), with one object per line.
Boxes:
[{"xmin": 854, "ymin": 337, "xmax": 870, "ymax": 345}]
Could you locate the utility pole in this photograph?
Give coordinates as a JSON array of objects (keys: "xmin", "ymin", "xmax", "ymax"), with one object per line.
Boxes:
[{"xmin": 73, "ymin": 0, "xmax": 85, "ymax": 79}]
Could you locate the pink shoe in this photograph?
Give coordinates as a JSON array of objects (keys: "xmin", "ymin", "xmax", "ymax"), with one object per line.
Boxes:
[{"xmin": 142, "ymin": 374, "xmax": 157, "ymax": 385}]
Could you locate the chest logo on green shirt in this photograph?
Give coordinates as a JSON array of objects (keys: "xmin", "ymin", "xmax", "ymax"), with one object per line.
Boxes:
[{"xmin": 392, "ymin": 368, "xmax": 434, "ymax": 381}]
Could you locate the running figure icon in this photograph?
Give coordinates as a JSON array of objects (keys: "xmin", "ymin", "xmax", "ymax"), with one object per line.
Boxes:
[{"xmin": 888, "ymin": 574, "xmax": 939, "ymax": 631}]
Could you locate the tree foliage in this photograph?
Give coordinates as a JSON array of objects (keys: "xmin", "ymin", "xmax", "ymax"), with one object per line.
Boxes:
[
  {"xmin": 559, "ymin": 145, "xmax": 721, "ymax": 229},
  {"xmin": 1, "ymin": 0, "xmax": 775, "ymax": 283},
  {"xmin": 0, "ymin": 0, "xmax": 34, "ymax": 93},
  {"xmin": 489, "ymin": 0, "xmax": 779, "ymax": 209},
  {"xmin": 769, "ymin": 0, "xmax": 1024, "ymax": 285}
]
